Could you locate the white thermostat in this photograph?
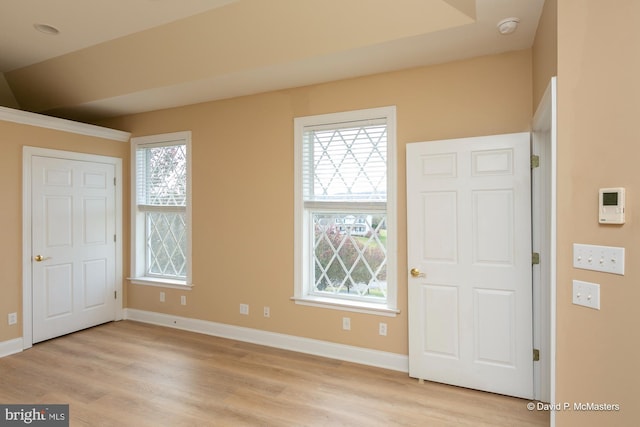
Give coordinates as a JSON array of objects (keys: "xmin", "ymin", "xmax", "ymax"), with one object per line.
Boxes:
[{"xmin": 599, "ymin": 187, "xmax": 625, "ymax": 224}]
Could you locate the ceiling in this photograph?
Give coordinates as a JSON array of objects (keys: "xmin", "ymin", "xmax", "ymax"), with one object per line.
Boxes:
[{"xmin": 1, "ymin": 0, "xmax": 545, "ymax": 123}]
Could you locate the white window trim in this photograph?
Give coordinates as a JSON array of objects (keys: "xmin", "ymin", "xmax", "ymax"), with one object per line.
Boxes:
[
  {"xmin": 130, "ymin": 131, "xmax": 193, "ymax": 288},
  {"xmin": 293, "ymin": 106, "xmax": 398, "ymax": 317}
]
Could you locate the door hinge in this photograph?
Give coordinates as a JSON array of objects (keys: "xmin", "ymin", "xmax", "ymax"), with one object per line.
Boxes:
[
  {"xmin": 531, "ymin": 155, "xmax": 540, "ymax": 169},
  {"xmin": 114, "ymin": 234, "xmax": 117, "ymax": 242},
  {"xmin": 114, "ymin": 291, "xmax": 117, "ymax": 300},
  {"xmin": 533, "ymin": 348, "xmax": 540, "ymax": 362},
  {"xmin": 532, "ymin": 252, "xmax": 540, "ymax": 265},
  {"xmin": 114, "ymin": 177, "xmax": 116, "ymax": 186}
]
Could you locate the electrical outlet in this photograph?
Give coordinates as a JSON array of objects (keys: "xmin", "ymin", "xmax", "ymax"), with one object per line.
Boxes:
[
  {"xmin": 160, "ymin": 291, "xmax": 165, "ymax": 302},
  {"xmin": 180, "ymin": 295, "xmax": 186, "ymax": 306},
  {"xmin": 7, "ymin": 313, "xmax": 17, "ymax": 325},
  {"xmin": 263, "ymin": 306, "xmax": 270, "ymax": 318},
  {"xmin": 342, "ymin": 317, "xmax": 351, "ymax": 331},
  {"xmin": 379, "ymin": 322, "xmax": 387, "ymax": 336},
  {"xmin": 240, "ymin": 304, "xmax": 249, "ymax": 315}
]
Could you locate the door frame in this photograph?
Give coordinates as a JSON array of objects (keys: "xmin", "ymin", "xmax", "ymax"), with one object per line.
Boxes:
[
  {"xmin": 531, "ymin": 77, "xmax": 557, "ymax": 407},
  {"xmin": 22, "ymin": 146, "xmax": 123, "ymax": 349}
]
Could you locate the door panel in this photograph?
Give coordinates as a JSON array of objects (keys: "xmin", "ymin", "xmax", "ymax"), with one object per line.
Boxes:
[
  {"xmin": 473, "ymin": 189, "xmax": 514, "ymax": 264},
  {"xmin": 45, "ymin": 264, "xmax": 73, "ymax": 317},
  {"xmin": 407, "ymin": 133, "xmax": 533, "ymax": 399},
  {"xmin": 46, "ymin": 196, "xmax": 73, "ymax": 247},
  {"xmin": 32, "ymin": 156, "xmax": 116, "ymax": 343},
  {"xmin": 422, "ymin": 191, "xmax": 457, "ymax": 262},
  {"xmin": 84, "ymin": 198, "xmax": 108, "ymax": 244},
  {"xmin": 474, "ymin": 289, "xmax": 515, "ymax": 365},
  {"xmin": 422, "ymin": 284, "xmax": 459, "ymax": 357},
  {"xmin": 83, "ymin": 259, "xmax": 108, "ymax": 308}
]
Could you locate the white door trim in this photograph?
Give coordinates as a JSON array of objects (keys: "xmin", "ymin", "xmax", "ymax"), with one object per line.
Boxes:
[
  {"xmin": 531, "ymin": 77, "xmax": 557, "ymax": 412},
  {"xmin": 22, "ymin": 146, "xmax": 123, "ymax": 349}
]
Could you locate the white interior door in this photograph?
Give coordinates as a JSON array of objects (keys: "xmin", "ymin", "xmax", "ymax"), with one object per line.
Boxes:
[
  {"xmin": 406, "ymin": 133, "xmax": 533, "ymax": 399},
  {"xmin": 31, "ymin": 155, "xmax": 117, "ymax": 343}
]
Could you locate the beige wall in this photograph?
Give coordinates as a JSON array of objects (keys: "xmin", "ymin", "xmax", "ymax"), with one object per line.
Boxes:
[
  {"xmin": 555, "ymin": 1, "xmax": 640, "ymax": 425},
  {"xmin": 532, "ymin": 0, "xmax": 557, "ymax": 109},
  {"xmin": 103, "ymin": 49, "xmax": 532, "ymax": 355},
  {"xmin": 0, "ymin": 120, "xmax": 128, "ymax": 342}
]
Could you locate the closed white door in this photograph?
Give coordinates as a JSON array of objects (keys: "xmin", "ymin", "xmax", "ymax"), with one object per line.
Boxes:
[
  {"xmin": 32, "ymin": 156, "xmax": 116, "ymax": 343},
  {"xmin": 406, "ymin": 133, "xmax": 533, "ymax": 399}
]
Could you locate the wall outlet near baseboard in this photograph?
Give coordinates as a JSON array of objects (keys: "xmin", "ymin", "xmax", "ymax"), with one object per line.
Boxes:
[
  {"xmin": 240, "ymin": 304, "xmax": 249, "ymax": 315},
  {"xmin": 7, "ymin": 313, "xmax": 17, "ymax": 325},
  {"xmin": 342, "ymin": 317, "xmax": 351, "ymax": 331},
  {"xmin": 379, "ymin": 322, "xmax": 387, "ymax": 336},
  {"xmin": 263, "ymin": 306, "xmax": 270, "ymax": 318},
  {"xmin": 180, "ymin": 295, "xmax": 187, "ymax": 306}
]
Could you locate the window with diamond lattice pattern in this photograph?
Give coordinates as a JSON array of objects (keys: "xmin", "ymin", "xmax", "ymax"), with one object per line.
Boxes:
[
  {"xmin": 306, "ymin": 125, "xmax": 387, "ymax": 202},
  {"xmin": 312, "ymin": 212, "xmax": 387, "ymax": 300},
  {"xmin": 136, "ymin": 142, "xmax": 188, "ymax": 280},
  {"xmin": 147, "ymin": 211, "xmax": 186, "ymax": 277},
  {"xmin": 300, "ymin": 116, "xmax": 390, "ymax": 303}
]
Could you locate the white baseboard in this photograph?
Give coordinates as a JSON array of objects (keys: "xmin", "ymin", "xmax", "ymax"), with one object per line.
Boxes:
[
  {"xmin": 124, "ymin": 308, "xmax": 408, "ymax": 373},
  {"xmin": 0, "ymin": 338, "xmax": 23, "ymax": 358}
]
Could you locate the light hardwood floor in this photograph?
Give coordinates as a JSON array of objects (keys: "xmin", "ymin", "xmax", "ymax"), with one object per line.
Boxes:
[{"xmin": 0, "ymin": 321, "xmax": 548, "ymax": 426}]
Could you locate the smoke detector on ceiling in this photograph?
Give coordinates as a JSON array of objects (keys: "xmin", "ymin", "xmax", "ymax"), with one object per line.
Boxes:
[
  {"xmin": 497, "ymin": 17, "xmax": 520, "ymax": 35},
  {"xmin": 34, "ymin": 23, "xmax": 60, "ymax": 35}
]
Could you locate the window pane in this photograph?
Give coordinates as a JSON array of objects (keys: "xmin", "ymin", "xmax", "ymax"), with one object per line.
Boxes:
[
  {"xmin": 312, "ymin": 212, "xmax": 387, "ymax": 300},
  {"xmin": 137, "ymin": 144, "xmax": 187, "ymax": 206},
  {"xmin": 147, "ymin": 211, "xmax": 187, "ymax": 278},
  {"xmin": 304, "ymin": 124, "xmax": 387, "ymax": 202}
]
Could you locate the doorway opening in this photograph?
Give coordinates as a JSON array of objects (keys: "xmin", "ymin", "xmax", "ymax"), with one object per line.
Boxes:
[{"xmin": 531, "ymin": 77, "xmax": 557, "ymax": 404}]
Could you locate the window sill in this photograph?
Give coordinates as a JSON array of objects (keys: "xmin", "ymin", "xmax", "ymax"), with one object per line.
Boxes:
[
  {"xmin": 129, "ymin": 277, "xmax": 193, "ymax": 290},
  {"xmin": 290, "ymin": 295, "xmax": 400, "ymax": 317}
]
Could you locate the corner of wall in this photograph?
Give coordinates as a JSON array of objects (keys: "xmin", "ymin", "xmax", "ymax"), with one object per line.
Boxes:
[
  {"xmin": 0, "ymin": 73, "xmax": 20, "ymax": 109},
  {"xmin": 532, "ymin": 0, "xmax": 558, "ymax": 109}
]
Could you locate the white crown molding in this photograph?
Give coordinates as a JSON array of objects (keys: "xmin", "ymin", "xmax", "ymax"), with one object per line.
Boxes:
[
  {"xmin": 0, "ymin": 106, "xmax": 130, "ymax": 142},
  {"xmin": 0, "ymin": 338, "xmax": 23, "ymax": 358},
  {"xmin": 124, "ymin": 309, "xmax": 409, "ymax": 373}
]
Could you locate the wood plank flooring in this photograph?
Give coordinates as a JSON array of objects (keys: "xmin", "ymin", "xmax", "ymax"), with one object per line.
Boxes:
[{"xmin": 0, "ymin": 321, "xmax": 549, "ymax": 426}]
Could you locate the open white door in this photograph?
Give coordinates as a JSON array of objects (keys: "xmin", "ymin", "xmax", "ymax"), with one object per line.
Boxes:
[
  {"xmin": 31, "ymin": 155, "xmax": 117, "ymax": 343},
  {"xmin": 407, "ymin": 133, "xmax": 533, "ymax": 399}
]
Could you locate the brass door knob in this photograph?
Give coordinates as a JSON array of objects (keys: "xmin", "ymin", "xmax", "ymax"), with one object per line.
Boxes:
[
  {"xmin": 410, "ymin": 268, "xmax": 425, "ymax": 278},
  {"xmin": 34, "ymin": 255, "xmax": 44, "ymax": 262}
]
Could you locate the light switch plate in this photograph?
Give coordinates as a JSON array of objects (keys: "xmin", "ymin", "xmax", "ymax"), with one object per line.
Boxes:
[
  {"xmin": 573, "ymin": 243, "xmax": 625, "ymax": 275},
  {"xmin": 572, "ymin": 280, "xmax": 600, "ymax": 310}
]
